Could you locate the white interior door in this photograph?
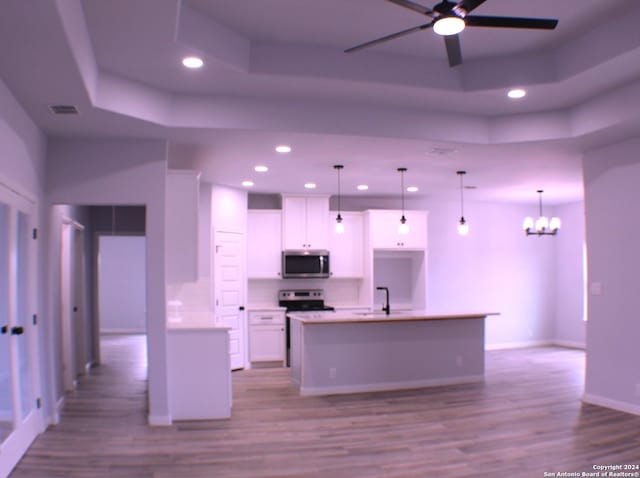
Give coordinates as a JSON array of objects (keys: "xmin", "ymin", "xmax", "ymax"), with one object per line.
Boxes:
[
  {"xmin": 214, "ymin": 230, "xmax": 246, "ymax": 370},
  {"xmin": 0, "ymin": 186, "xmax": 43, "ymax": 477}
]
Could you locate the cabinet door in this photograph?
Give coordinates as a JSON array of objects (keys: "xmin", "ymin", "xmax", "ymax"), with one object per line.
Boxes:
[
  {"xmin": 398, "ymin": 211, "xmax": 427, "ymax": 249},
  {"xmin": 329, "ymin": 211, "xmax": 364, "ymax": 277},
  {"xmin": 282, "ymin": 196, "xmax": 329, "ymax": 250},
  {"xmin": 166, "ymin": 170, "xmax": 200, "ymax": 282},
  {"xmin": 249, "ymin": 325, "xmax": 285, "ymax": 362},
  {"xmin": 368, "ymin": 210, "xmax": 427, "ymax": 249},
  {"xmin": 304, "ymin": 197, "xmax": 329, "ymax": 249},
  {"xmin": 282, "ymin": 197, "xmax": 308, "ymax": 249},
  {"xmin": 247, "ymin": 210, "xmax": 282, "ymax": 278},
  {"xmin": 368, "ymin": 210, "xmax": 403, "ymax": 249}
]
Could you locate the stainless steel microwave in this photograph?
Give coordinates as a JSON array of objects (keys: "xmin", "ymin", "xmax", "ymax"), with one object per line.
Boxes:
[{"xmin": 281, "ymin": 250, "xmax": 330, "ymax": 279}]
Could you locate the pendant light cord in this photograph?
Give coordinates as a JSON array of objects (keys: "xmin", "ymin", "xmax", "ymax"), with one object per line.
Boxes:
[
  {"xmin": 538, "ymin": 189, "xmax": 544, "ymax": 218},
  {"xmin": 337, "ymin": 166, "xmax": 342, "ymax": 215},
  {"xmin": 398, "ymin": 168, "xmax": 407, "ymax": 216},
  {"xmin": 459, "ymin": 173, "xmax": 465, "ymax": 218}
]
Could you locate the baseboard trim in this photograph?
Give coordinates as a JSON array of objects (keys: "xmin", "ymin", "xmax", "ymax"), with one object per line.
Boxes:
[
  {"xmin": 300, "ymin": 374, "xmax": 484, "ymax": 396},
  {"xmin": 551, "ymin": 340, "xmax": 585, "ymax": 350},
  {"xmin": 148, "ymin": 414, "xmax": 172, "ymax": 426},
  {"xmin": 485, "ymin": 340, "xmax": 551, "ymax": 351},
  {"xmin": 582, "ymin": 393, "xmax": 640, "ymax": 416},
  {"xmin": 100, "ymin": 329, "xmax": 146, "ymax": 335}
]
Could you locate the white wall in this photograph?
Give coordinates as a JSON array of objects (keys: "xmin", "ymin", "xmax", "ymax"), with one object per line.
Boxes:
[
  {"xmin": 583, "ymin": 138, "xmax": 640, "ymax": 415},
  {"xmin": 46, "ymin": 139, "xmax": 170, "ymax": 425},
  {"xmin": 98, "ymin": 236, "xmax": 146, "ymax": 333},
  {"xmin": 553, "ymin": 201, "xmax": 586, "ymax": 348},
  {"xmin": 423, "ymin": 198, "xmax": 557, "ymax": 348}
]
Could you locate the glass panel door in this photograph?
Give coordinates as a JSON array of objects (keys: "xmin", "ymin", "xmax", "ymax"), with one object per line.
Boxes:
[
  {"xmin": 16, "ymin": 211, "xmax": 34, "ymax": 419},
  {"xmin": 0, "ymin": 203, "xmax": 15, "ymax": 443}
]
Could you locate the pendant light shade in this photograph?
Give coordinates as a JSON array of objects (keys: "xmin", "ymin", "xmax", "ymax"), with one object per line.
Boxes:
[
  {"xmin": 523, "ymin": 189, "xmax": 560, "ymax": 236},
  {"xmin": 456, "ymin": 170, "xmax": 469, "ymax": 236},
  {"xmin": 334, "ymin": 164, "xmax": 345, "ymax": 234},
  {"xmin": 397, "ymin": 167, "xmax": 409, "ymax": 235}
]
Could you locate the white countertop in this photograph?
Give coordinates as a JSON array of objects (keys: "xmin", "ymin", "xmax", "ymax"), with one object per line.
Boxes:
[{"xmin": 288, "ymin": 310, "xmax": 499, "ymax": 324}]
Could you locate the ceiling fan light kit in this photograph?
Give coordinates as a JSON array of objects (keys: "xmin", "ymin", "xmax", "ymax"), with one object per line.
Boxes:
[
  {"xmin": 345, "ymin": 0, "xmax": 558, "ymax": 67},
  {"xmin": 433, "ymin": 15, "xmax": 465, "ymax": 35}
]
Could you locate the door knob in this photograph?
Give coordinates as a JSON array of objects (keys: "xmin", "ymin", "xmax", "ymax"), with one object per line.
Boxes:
[
  {"xmin": 238, "ymin": 306, "xmax": 245, "ymax": 311},
  {"xmin": 1, "ymin": 325, "xmax": 7, "ymax": 334},
  {"xmin": 11, "ymin": 326, "xmax": 24, "ymax": 335}
]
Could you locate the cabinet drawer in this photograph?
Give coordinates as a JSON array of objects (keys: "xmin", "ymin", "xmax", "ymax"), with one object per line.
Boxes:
[{"xmin": 249, "ymin": 311, "xmax": 285, "ymax": 325}]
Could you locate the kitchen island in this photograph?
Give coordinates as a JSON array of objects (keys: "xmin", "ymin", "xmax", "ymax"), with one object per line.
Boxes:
[{"xmin": 288, "ymin": 310, "xmax": 497, "ymax": 396}]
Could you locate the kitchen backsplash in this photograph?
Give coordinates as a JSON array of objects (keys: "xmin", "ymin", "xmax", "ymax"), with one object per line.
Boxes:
[{"xmin": 248, "ymin": 278, "xmax": 364, "ymax": 307}]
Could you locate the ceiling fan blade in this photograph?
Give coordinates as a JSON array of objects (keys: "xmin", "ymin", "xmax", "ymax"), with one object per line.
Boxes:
[
  {"xmin": 456, "ymin": 0, "xmax": 487, "ymax": 14},
  {"xmin": 465, "ymin": 15, "xmax": 558, "ymax": 30},
  {"xmin": 386, "ymin": 0, "xmax": 434, "ymax": 17},
  {"xmin": 444, "ymin": 34, "xmax": 462, "ymax": 67},
  {"xmin": 344, "ymin": 22, "xmax": 433, "ymax": 53}
]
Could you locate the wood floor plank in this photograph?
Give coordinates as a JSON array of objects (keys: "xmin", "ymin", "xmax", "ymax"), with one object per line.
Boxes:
[{"xmin": 9, "ymin": 336, "xmax": 640, "ymax": 477}]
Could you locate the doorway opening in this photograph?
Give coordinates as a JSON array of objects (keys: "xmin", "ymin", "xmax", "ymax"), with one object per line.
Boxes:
[{"xmin": 57, "ymin": 205, "xmax": 147, "ymax": 399}]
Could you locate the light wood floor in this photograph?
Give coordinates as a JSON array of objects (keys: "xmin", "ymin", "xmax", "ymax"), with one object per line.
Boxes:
[{"xmin": 10, "ymin": 335, "xmax": 640, "ymax": 478}]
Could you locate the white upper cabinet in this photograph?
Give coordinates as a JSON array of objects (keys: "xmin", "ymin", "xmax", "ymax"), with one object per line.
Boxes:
[
  {"xmin": 367, "ymin": 210, "xmax": 427, "ymax": 250},
  {"xmin": 328, "ymin": 211, "xmax": 364, "ymax": 278},
  {"xmin": 282, "ymin": 195, "xmax": 329, "ymax": 250},
  {"xmin": 247, "ymin": 210, "xmax": 282, "ymax": 279},
  {"xmin": 166, "ymin": 170, "xmax": 200, "ymax": 282}
]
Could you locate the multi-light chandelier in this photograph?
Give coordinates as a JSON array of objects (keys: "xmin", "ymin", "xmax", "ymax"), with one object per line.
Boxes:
[{"xmin": 523, "ymin": 189, "xmax": 560, "ymax": 236}]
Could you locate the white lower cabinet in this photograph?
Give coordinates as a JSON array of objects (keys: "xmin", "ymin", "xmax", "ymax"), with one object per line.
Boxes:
[
  {"xmin": 167, "ymin": 327, "xmax": 231, "ymax": 420},
  {"xmin": 248, "ymin": 310, "xmax": 286, "ymax": 364}
]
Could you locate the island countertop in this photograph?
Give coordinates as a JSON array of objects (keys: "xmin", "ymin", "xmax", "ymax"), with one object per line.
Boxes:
[{"xmin": 287, "ymin": 310, "xmax": 499, "ymax": 324}]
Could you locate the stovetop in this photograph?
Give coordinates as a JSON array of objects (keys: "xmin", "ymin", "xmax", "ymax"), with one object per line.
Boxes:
[{"xmin": 278, "ymin": 289, "xmax": 334, "ymax": 312}]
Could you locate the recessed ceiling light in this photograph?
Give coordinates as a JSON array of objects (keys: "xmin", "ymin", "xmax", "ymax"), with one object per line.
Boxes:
[
  {"xmin": 357, "ymin": 184, "xmax": 369, "ymax": 191},
  {"xmin": 182, "ymin": 56, "xmax": 204, "ymax": 69},
  {"xmin": 508, "ymin": 88, "xmax": 526, "ymax": 99},
  {"xmin": 275, "ymin": 145, "xmax": 291, "ymax": 153},
  {"xmin": 254, "ymin": 165, "xmax": 269, "ymax": 172},
  {"xmin": 304, "ymin": 182, "xmax": 316, "ymax": 189},
  {"xmin": 241, "ymin": 180, "xmax": 254, "ymax": 187},
  {"xmin": 407, "ymin": 186, "xmax": 419, "ymax": 192}
]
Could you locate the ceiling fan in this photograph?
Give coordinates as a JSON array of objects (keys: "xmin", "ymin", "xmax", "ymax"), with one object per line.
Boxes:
[{"xmin": 344, "ymin": 0, "xmax": 558, "ymax": 67}]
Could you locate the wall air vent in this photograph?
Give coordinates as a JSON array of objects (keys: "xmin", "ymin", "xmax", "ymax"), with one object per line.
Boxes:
[{"xmin": 49, "ymin": 104, "xmax": 79, "ymax": 115}]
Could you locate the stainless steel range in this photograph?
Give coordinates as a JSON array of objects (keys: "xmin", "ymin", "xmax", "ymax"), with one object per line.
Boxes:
[{"xmin": 279, "ymin": 289, "xmax": 335, "ymax": 365}]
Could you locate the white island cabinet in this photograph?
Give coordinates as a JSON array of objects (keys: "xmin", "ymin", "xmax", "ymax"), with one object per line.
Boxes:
[
  {"xmin": 282, "ymin": 195, "xmax": 329, "ymax": 250},
  {"xmin": 167, "ymin": 325, "xmax": 231, "ymax": 420},
  {"xmin": 289, "ymin": 310, "xmax": 496, "ymax": 396}
]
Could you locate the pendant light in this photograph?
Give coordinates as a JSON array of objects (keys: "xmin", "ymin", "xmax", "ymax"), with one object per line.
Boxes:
[
  {"xmin": 334, "ymin": 164, "xmax": 345, "ymax": 234},
  {"xmin": 523, "ymin": 189, "xmax": 561, "ymax": 236},
  {"xmin": 456, "ymin": 170, "xmax": 469, "ymax": 236},
  {"xmin": 397, "ymin": 167, "xmax": 409, "ymax": 235}
]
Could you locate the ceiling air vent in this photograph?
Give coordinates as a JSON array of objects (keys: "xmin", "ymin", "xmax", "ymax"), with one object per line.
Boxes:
[{"xmin": 49, "ymin": 104, "xmax": 79, "ymax": 115}]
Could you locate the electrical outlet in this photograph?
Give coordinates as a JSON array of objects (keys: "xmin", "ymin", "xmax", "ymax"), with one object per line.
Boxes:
[
  {"xmin": 456, "ymin": 356, "xmax": 463, "ymax": 367},
  {"xmin": 329, "ymin": 367, "xmax": 336, "ymax": 379}
]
